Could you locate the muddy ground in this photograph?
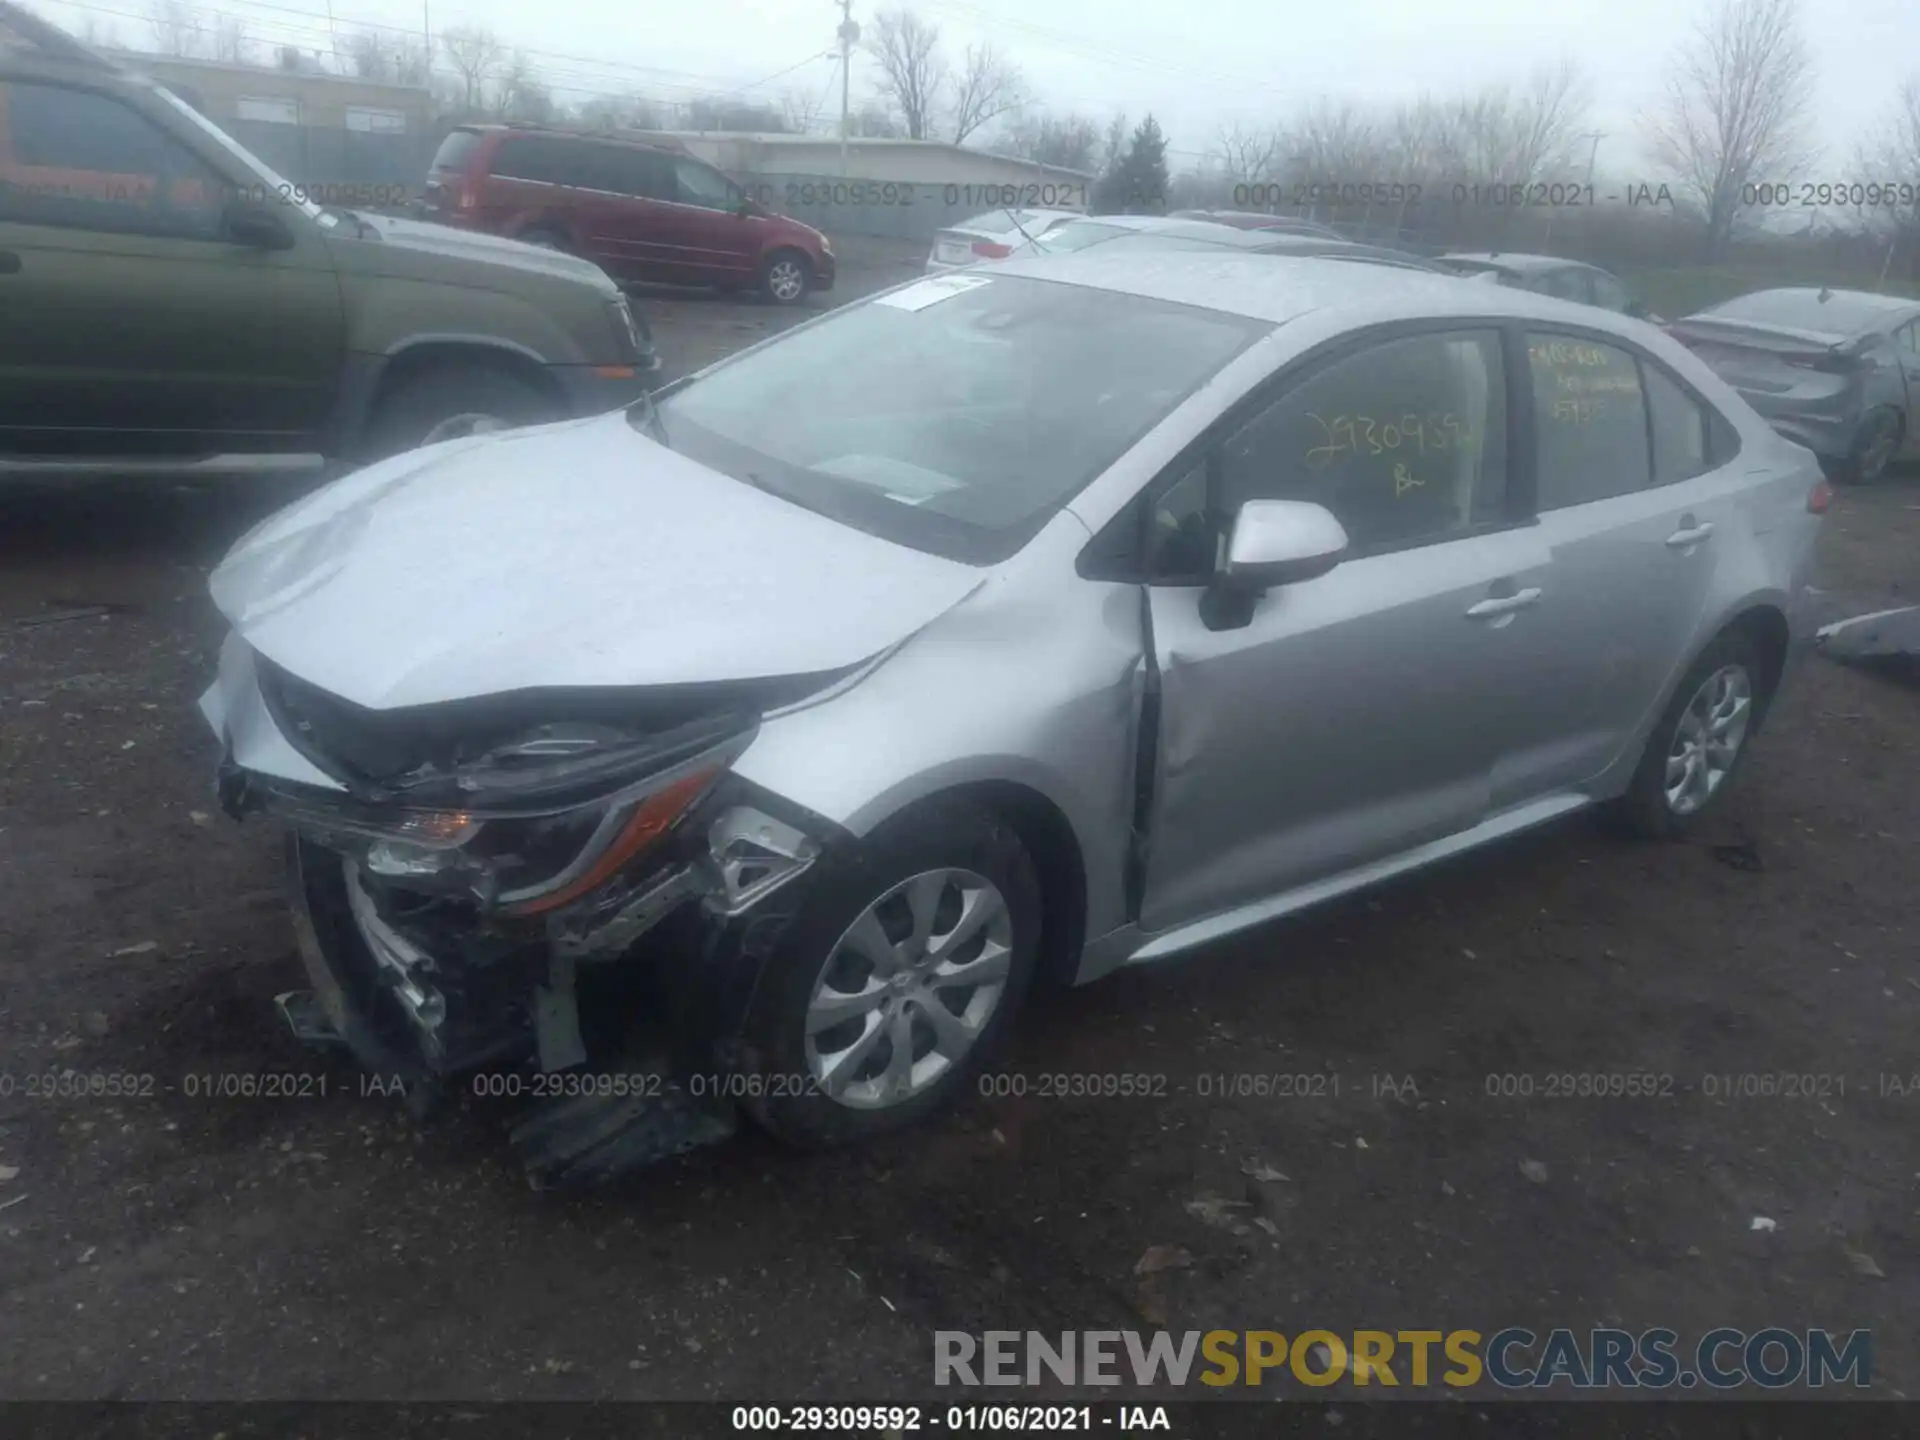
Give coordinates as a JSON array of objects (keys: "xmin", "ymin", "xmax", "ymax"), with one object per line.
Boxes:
[{"xmin": 1, "ymin": 245, "xmax": 1917, "ymax": 1403}]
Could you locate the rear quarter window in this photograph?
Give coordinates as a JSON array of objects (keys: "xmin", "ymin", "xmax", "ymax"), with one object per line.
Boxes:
[{"xmin": 430, "ymin": 129, "xmax": 480, "ymax": 172}]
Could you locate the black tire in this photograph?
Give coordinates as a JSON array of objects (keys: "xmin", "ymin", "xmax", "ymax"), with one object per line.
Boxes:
[
  {"xmin": 758, "ymin": 248, "xmax": 812, "ymax": 305},
  {"xmin": 362, "ymin": 362, "xmax": 555, "ymax": 461},
  {"xmin": 739, "ymin": 798, "xmax": 1043, "ymax": 1149},
  {"xmin": 1822, "ymin": 407, "xmax": 1902, "ymax": 486},
  {"xmin": 1605, "ymin": 630, "xmax": 1768, "ymax": 839}
]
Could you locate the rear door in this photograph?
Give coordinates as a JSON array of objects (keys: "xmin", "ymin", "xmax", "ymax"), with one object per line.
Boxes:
[
  {"xmin": 1496, "ymin": 330, "xmax": 1738, "ymax": 801},
  {"xmin": 668, "ymin": 155, "xmax": 756, "ymax": 286},
  {"xmin": 0, "ymin": 78, "xmax": 342, "ymax": 458},
  {"xmin": 1138, "ymin": 326, "xmax": 1557, "ymax": 931},
  {"xmin": 421, "ymin": 125, "xmax": 481, "ymax": 219},
  {"xmin": 578, "ymin": 144, "xmax": 684, "ymax": 283}
]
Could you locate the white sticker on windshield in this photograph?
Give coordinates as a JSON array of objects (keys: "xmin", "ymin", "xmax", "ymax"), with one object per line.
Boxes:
[{"xmin": 874, "ymin": 274, "xmax": 992, "ymax": 312}]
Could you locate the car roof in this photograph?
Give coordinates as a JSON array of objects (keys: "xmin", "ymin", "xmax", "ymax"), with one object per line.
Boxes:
[
  {"xmin": 990, "ymin": 249, "xmax": 1647, "ymax": 330},
  {"xmin": 1441, "ymin": 251, "xmax": 1598, "ymax": 276}
]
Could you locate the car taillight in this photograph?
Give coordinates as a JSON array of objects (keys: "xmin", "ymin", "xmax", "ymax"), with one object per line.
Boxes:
[
  {"xmin": 970, "ymin": 239, "xmax": 1012, "ymax": 259},
  {"xmin": 1807, "ymin": 479, "xmax": 1832, "ymax": 514}
]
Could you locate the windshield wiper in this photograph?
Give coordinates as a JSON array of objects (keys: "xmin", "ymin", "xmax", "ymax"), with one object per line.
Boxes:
[{"xmin": 1004, "ymin": 208, "xmax": 1048, "ymax": 254}]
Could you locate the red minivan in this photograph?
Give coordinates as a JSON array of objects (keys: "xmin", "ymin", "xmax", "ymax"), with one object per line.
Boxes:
[{"xmin": 424, "ymin": 124, "xmax": 835, "ymax": 305}]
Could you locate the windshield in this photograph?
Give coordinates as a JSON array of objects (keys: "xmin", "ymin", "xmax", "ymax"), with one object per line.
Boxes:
[
  {"xmin": 154, "ymin": 87, "xmax": 325, "ymax": 222},
  {"xmin": 653, "ymin": 274, "xmax": 1269, "ymax": 563},
  {"xmin": 1703, "ymin": 289, "xmax": 1900, "ymax": 338}
]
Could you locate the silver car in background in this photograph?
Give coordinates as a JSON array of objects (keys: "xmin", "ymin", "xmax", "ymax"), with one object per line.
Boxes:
[
  {"xmin": 1668, "ymin": 287, "xmax": 1920, "ymax": 485},
  {"xmin": 199, "ymin": 253, "xmax": 1826, "ymax": 1171},
  {"xmin": 924, "ymin": 207, "xmax": 1082, "ymax": 271}
]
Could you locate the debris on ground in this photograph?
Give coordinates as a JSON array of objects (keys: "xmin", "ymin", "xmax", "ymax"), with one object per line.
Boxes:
[
  {"xmin": 1241, "ymin": 1161, "xmax": 1290, "ymax": 1183},
  {"xmin": 1132, "ymin": 1245, "xmax": 1194, "ymax": 1277},
  {"xmin": 1184, "ymin": 1194, "xmax": 1254, "ymax": 1235},
  {"xmin": 1816, "ymin": 605, "xmax": 1920, "ymax": 679},
  {"xmin": 1844, "ymin": 1248, "xmax": 1885, "ymax": 1279},
  {"xmin": 110, "ymin": 941, "xmax": 159, "ymax": 957},
  {"xmin": 1519, "ymin": 1160, "xmax": 1550, "ymax": 1184},
  {"xmin": 1712, "ymin": 842, "xmax": 1764, "ymax": 873},
  {"xmin": 0, "ymin": 1164, "xmax": 18, "ymax": 1183},
  {"xmin": 1751, "ymin": 1216, "xmax": 1778, "ymax": 1233}
]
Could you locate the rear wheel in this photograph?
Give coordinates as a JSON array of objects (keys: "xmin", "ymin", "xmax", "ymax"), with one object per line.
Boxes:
[
  {"xmin": 363, "ymin": 362, "xmax": 555, "ymax": 460},
  {"xmin": 1606, "ymin": 631, "xmax": 1766, "ymax": 839},
  {"xmin": 1823, "ymin": 407, "xmax": 1902, "ymax": 486},
  {"xmin": 739, "ymin": 799, "xmax": 1042, "ymax": 1148},
  {"xmin": 759, "ymin": 249, "xmax": 812, "ymax": 305}
]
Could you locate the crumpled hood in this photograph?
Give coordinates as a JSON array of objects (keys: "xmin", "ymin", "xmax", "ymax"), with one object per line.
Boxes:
[
  {"xmin": 331, "ymin": 213, "xmax": 617, "ymax": 293},
  {"xmin": 209, "ymin": 412, "xmax": 983, "ymax": 710}
]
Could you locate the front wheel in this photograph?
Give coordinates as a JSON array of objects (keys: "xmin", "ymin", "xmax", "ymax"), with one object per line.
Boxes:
[
  {"xmin": 759, "ymin": 249, "xmax": 812, "ymax": 305},
  {"xmin": 738, "ymin": 799, "xmax": 1042, "ymax": 1148},
  {"xmin": 362, "ymin": 362, "xmax": 554, "ymax": 461},
  {"xmin": 1606, "ymin": 632, "xmax": 1766, "ymax": 838}
]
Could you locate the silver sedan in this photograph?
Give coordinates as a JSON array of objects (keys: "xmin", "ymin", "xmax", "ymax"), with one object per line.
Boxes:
[
  {"xmin": 1669, "ymin": 287, "xmax": 1920, "ymax": 485},
  {"xmin": 199, "ymin": 252, "xmax": 1826, "ymax": 1166}
]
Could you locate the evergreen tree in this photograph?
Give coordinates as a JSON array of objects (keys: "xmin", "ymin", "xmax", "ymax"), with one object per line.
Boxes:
[{"xmin": 1093, "ymin": 114, "xmax": 1170, "ymax": 214}]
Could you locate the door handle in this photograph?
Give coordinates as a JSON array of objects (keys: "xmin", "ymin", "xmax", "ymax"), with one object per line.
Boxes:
[
  {"xmin": 0, "ymin": 251, "xmax": 21, "ymax": 275},
  {"xmin": 1666, "ymin": 522, "xmax": 1715, "ymax": 548},
  {"xmin": 1465, "ymin": 587, "xmax": 1542, "ymax": 619}
]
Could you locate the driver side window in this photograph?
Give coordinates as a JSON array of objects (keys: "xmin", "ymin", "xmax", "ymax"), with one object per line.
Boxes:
[
  {"xmin": 1150, "ymin": 329, "xmax": 1510, "ymax": 580},
  {"xmin": 674, "ymin": 158, "xmax": 737, "ymax": 210}
]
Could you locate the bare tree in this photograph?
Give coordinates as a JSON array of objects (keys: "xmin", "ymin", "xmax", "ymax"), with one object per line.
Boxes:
[
  {"xmin": 1645, "ymin": 0, "xmax": 1814, "ymax": 260},
  {"xmin": 780, "ymin": 86, "xmax": 829, "ymax": 134},
  {"xmin": 850, "ymin": 101, "xmax": 905, "ymax": 138},
  {"xmin": 865, "ymin": 9, "xmax": 944, "ymax": 140},
  {"xmin": 993, "ymin": 109, "xmax": 1101, "ymax": 171},
  {"xmin": 1509, "ymin": 60, "xmax": 1589, "ymax": 181},
  {"xmin": 209, "ymin": 13, "xmax": 251, "ymax": 64},
  {"xmin": 1214, "ymin": 120, "xmax": 1283, "ymax": 187},
  {"xmin": 346, "ymin": 29, "xmax": 431, "ymax": 86},
  {"xmin": 1853, "ymin": 77, "xmax": 1920, "ymax": 279},
  {"xmin": 440, "ymin": 24, "xmax": 504, "ymax": 116},
  {"xmin": 490, "ymin": 51, "xmax": 555, "ymax": 122},
  {"xmin": 949, "ymin": 41, "xmax": 1024, "ymax": 144},
  {"xmin": 1280, "ymin": 99, "xmax": 1384, "ymax": 183},
  {"xmin": 147, "ymin": 0, "xmax": 201, "ymax": 57}
]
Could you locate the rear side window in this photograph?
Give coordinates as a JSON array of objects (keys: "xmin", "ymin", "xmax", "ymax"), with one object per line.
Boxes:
[
  {"xmin": 491, "ymin": 135, "xmax": 581, "ymax": 186},
  {"xmin": 1643, "ymin": 362, "xmax": 1710, "ymax": 483},
  {"xmin": 602, "ymin": 146, "xmax": 674, "ymax": 200},
  {"xmin": 1528, "ymin": 334, "xmax": 1652, "ymax": 508},
  {"xmin": 1590, "ymin": 272, "xmax": 1628, "ymax": 311},
  {"xmin": 430, "ymin": 129, "xmax": 479, "ymax": 172}
]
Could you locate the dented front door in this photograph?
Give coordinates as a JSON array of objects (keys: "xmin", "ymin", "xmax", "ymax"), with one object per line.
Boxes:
[{"xmin": 1137, "ymin": 526, "xmax": 1553, "ymax": 936}]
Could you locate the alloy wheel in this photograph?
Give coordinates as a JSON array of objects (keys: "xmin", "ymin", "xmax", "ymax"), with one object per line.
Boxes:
[
  {"xmin": 1664, "ymin": 663, "xmax": 1753, "ymax": 815},
  {"xmin": 804, "ymin": 868, "xmax": 1013, "ymax": 1110},
  {"xmin": 767, "ymin": 259, "xmax": 805, "ymax": 302},
  {"xmin": 1859, "ymin": 413, "xmax": 1899, "ymax": 482}
]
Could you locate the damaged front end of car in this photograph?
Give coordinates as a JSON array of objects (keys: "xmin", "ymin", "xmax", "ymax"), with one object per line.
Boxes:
[{"xmin": 205, "ymin": 642, "xmax": 851, "ymax": 1185}]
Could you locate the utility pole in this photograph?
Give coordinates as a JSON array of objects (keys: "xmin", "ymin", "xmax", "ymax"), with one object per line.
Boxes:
[{"xmin": 835, "ymin": 0, "xmax": 858, "ymax": 177}]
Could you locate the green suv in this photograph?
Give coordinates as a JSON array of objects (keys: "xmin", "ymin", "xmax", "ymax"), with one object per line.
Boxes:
[{"xmin": 0, "ymin": 4, "xmax": 659, "ymax": 476}]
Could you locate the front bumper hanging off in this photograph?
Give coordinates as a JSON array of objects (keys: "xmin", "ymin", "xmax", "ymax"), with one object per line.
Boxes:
[{"xmin": 230, "ymin": 755, "xmax": 841, "ymax": 1186}]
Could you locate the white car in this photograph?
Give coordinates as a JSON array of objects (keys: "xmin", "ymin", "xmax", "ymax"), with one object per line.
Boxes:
[{"xmin": 925, "ymin": 208, "xmax": 1082, "ymax": 271}]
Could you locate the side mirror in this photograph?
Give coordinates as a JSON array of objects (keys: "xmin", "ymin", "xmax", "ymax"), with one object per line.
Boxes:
[
  {"xmin": 1199, "ymin": 499, "xmax": 1349, "ymax": 631},
  {"xmin": 224, "ymin": 198, "xmax": 295, "ymax": 250}
]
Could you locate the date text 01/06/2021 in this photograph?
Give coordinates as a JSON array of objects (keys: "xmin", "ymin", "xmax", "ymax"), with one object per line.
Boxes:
[{"xmin": 729, "ymin": 1404, "xmax": 1172, "ymax": 1432}]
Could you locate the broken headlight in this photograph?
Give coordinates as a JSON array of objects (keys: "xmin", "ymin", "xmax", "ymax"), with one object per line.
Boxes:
[{"xmin": 266, "ymin": 725, "xmax": 751, "ymax": 914}]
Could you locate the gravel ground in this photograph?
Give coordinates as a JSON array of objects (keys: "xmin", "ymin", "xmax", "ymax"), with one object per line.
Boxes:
[{"xmin": 1, "ymin": 246, "xmax": 1917, "ymax": 1402}]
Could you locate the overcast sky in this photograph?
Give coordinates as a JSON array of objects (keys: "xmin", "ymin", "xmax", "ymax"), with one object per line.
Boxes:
[{"xmin": 36, "ymin": 0, "xmax": 1920, "ymax": 174}]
